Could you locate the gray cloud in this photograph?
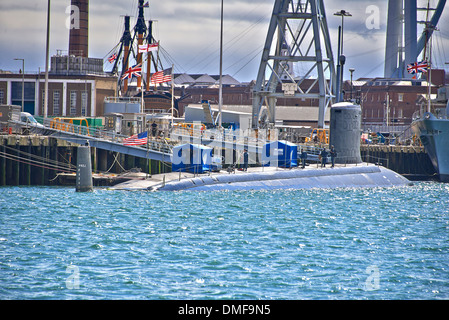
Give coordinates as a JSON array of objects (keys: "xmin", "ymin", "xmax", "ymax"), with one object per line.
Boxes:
[{"xmin": 0, "ymin": 0, "xmax": 448, "ymax": 82}]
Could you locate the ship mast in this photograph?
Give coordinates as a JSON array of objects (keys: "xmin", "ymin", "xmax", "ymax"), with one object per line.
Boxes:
[
  {"xmin": 121, "ymin": 16, "xmax": 132, "ymax": 94},
  {"xmin": 422, "ymin": 0, "xmax": 434, "ymax": 113},
  {"xmin": 135, "ymin": 0, "xmax": 147, "ymax": 90},
  {"xmin": 427, "ymin": 26, "xmax": 433, "ymax": 113},
  {"xmin": 146, "ymin": 20, "xmax": 154, "ymax": 92}
]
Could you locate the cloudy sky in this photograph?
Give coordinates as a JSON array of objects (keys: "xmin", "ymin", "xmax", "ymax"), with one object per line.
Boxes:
[{"xmin": 0, "ymin": 0, "xmax": 448, "ymax": 82}]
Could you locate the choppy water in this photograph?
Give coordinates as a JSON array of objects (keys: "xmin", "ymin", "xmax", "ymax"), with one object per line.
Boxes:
[{"xmin": 0, "ymin": 182, "xmax": 448, "ymax": 300}]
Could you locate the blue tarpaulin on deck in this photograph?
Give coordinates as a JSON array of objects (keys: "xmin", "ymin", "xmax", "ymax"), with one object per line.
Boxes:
[
  {"xmin": 172, "ymin": 144, "xmax": 212, "ymax": 174},
  {"xmin": 262, "ymin": 140, "xmax": 298, "ymax": 168}
]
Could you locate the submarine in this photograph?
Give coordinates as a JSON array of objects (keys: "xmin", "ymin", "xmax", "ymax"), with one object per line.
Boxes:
[{"xmin": 108, "ymin": 102, "xmax": 412, "ymax": 192}]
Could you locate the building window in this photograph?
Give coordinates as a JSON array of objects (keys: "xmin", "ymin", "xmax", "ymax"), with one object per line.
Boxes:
[
  {"xmin": 53, "ymin": 91, "xmax": 60, "ymax": 115},
  {"xmin": 398, "ymin": 93, "xmax": 404, "ymax": 102},
  {"xmin": 70, "ymin": 90, "xmax": 77, "ymax": 115},
  {"xmin": 0, "ymin": 89, "xmax": 4, "ymax": 104},
  {"xmin": 398, "ymin": 109, "xmax": 403, "ymax": 118},
  {"xmin": 81, "ymin": 91, "xmax": 88, "ymax": 117}
]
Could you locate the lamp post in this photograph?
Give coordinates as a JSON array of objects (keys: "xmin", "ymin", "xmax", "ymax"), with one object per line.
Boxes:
[
  {"xmin": 349, "ymin": 68, "xmax": 355, "ymax": 101},
  {"xmin": 14, "ymin": 58, "xmax": 25, "ymax": 113},
  {"xmin": 44, "ymin": 0, "xmax": 51, "ymax": 119},
  {"xmin": 334, "ymin": 10, "xmax": 352, "ymax": 103},
  {"xmin": 218, "ymin": 0, "xmax": 224, "ymax": 129}
]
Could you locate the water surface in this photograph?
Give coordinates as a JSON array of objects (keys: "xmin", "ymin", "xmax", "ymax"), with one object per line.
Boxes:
[{"xmin": 0, "ymin": 182, "xmax": 448, "ymax": 299}]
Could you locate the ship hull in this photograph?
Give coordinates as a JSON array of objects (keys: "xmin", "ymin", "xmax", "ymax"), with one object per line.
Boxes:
[{"xmin": 411, "ymin": 113, "xmax": 449, "ymax": 182}]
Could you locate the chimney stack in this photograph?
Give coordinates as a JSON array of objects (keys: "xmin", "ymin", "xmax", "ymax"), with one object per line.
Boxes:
[{"xmin": 69, "ymin": 0, "xmax": 89, "ymax": 57}]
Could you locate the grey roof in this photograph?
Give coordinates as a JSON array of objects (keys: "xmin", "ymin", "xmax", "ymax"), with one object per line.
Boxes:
[
  {"xmin": 174, "ymin": 73, "xmax": 195, "ymax": 85},
  {"xmin": 173, "ymin": 73, "xmax": 241, "ymax": 87},
  {"xmin": 194, "ymin": 74, "xmax": 216, "ymax": 84}
]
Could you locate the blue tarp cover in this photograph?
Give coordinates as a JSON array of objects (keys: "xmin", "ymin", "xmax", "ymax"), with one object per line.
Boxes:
[
  {"xmin": 262, "ymin": 140, "xmax": 298, "ymax": 168},
  {"xmin": 172, "ymin": 144, "xmax": 212, "ymax": 173}
]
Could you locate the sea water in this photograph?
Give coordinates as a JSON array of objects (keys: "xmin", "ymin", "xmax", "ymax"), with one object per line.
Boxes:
[{"xmin": 0, "ymin": 182, "xmax": 448, "ymax": 300}]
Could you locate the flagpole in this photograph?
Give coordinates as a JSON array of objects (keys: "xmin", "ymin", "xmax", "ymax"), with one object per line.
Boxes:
[
  {"xmin": 141, "ymin": 78, "xmax": 144, "ymax": 114},
  {"xmin": 171, "ymin": 64, "xmax": 174, "ymax": 128},
  {"xmin": 427, "ymin": 26, "xmax": 433, "ymax": 113},
  {"xmin": 141, "ymin": 58, "xmax": 144, "ymax": 114},
  {"xmin": 146, "ymin": 20, "xmax": 153, "ymax": 92},
  {"xmin": 157, "ymin": 41, "xmax": 161, "ymax": 92},
  {"xmin": 146, "ymin": 48, "xmax": 151, "ymax": 92},
  {"xmin": 44, "ymin": 0, "xmax": 50, "ymax": 119},
  {"xmin": 218, "ymin": 0, "xmax": 223, "ymax": 128}
]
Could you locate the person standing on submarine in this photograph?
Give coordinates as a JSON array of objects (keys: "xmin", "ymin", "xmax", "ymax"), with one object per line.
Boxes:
[
  {"xmin": 330, "ymin": 145, "xmax": 337, "ymax": 168},
  {"xmin": 320, "ymin": 148, "xmax": 328, "ymax": 168}
]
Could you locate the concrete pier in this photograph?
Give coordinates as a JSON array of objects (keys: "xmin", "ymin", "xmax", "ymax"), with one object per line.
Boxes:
[{"xmin": 0, "ymin": 135, "xmax": 76, "ymax": 186}]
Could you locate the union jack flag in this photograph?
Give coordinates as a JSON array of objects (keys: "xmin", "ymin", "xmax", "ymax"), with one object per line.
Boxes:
[
  {"xmin": 121, "ymin": 63, "xmax": 142, "ymax": 80},
  {"xmin": 123, "ymin": 131, "xmax": 148, "ymax": 146},
  {"xmin": 108, "ymin": 53, "xmax": 117, "ymax": 63},
  {"xmin": 407, "ymin": 61, "xmax": 429, "ymax": 74}
]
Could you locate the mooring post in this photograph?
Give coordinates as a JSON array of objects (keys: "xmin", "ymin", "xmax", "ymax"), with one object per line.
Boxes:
[
  {"xmin": 76, "ymin": 144, "xmax": 93, "ymax": 192},
  {"xmin": 15, "ymin": 142, "xmax": 20, "ymax": 186},
  {"xmin": 26, "ymin": 141, "xmax": 31, "ymax": 185},
  {"xmin": 1, "ymin": 143, "xmax": 5, "ymax": 186}
]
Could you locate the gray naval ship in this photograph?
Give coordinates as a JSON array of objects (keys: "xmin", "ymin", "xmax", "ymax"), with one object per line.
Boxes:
[{"xmin": 411, "ymin": 86, "xmax": 449, "ymax": 182}]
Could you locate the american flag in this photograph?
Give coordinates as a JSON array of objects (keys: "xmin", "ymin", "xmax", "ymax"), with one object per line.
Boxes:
[
  {"xmin": 138, "ymin": 43, "xmax": 159, "ymax": 53},
  {"xmin": 407, "ymin": 61, "xmax": 429, "ymax": 74},
  {"xmin": 123, "ymin": 131, "xmax": 148, "ymax": 146},
  {"xmin": 121, "ymin": 63, "xmax": 142, "ymax": 80},
  {"xmin": 151, "ymin": 67, "xmax": 173, "ymax": 84},
  {"xmin": 108, "ymin": 53, "xmax": 117, "ymax": 63}
]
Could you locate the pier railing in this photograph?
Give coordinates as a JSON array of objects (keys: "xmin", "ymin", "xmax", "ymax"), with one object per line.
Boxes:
[
  {"xmin": 27, "ymin": 118, "xmax": 174, "ymax": 156},
  {"xmin": 170, "ymin": 126, "xmax": 279, "ymax": 146},
  {"xmin": 413, "ymin": 107, "xmax": 448, "ymax": 121},
  {"xmin": 15, "ymin": 118, "xmax": 391, "ymax": 171},
  {"xmin": 361, "ymin": 154, "xmax": 389, "ymax": 168},
  {"xmin": 300, "ymin": 153, "xmax": 388, "ymax": 168}
]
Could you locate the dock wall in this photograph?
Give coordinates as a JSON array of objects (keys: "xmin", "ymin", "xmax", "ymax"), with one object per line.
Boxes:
[
  {"xmin": 360, "ymin": 145, "xmax": 436, "ymax": 180},
  {"xmin": 0, "ymin": 135, "xmax": 170, "ymax": 186}
]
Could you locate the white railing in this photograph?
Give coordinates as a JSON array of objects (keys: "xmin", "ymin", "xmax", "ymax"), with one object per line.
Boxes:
[{"xmin": 32, "ymin": 118, "xmax": 173, "ymax": 155}]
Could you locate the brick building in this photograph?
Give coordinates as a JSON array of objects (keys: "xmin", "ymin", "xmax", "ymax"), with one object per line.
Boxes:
[
  {"xmin": 343, "ymin": 70, "xmax": 446, "ymax": 129},
  {"xmin": 174, "ymin": 78, "xmax": 328, "ymax": 127},
  {"xmin": 0, "ymin": 70, "xmax": 117, "ymax": 117}
]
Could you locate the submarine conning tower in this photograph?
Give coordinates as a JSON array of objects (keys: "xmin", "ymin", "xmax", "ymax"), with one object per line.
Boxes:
[{"xmin": 329, "ymin": 102, "xmax": 363, "ymax": 164}]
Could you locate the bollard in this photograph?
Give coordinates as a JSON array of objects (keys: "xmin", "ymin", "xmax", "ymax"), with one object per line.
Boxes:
[{"xmin": 76, "ymin": 145, "xmax": 93, "ymax": 192}]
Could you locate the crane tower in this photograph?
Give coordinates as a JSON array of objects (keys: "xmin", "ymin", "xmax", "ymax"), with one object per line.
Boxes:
[{"xmin": 251, "ymin": 0, "xmax": 336, "ymax": 129}]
